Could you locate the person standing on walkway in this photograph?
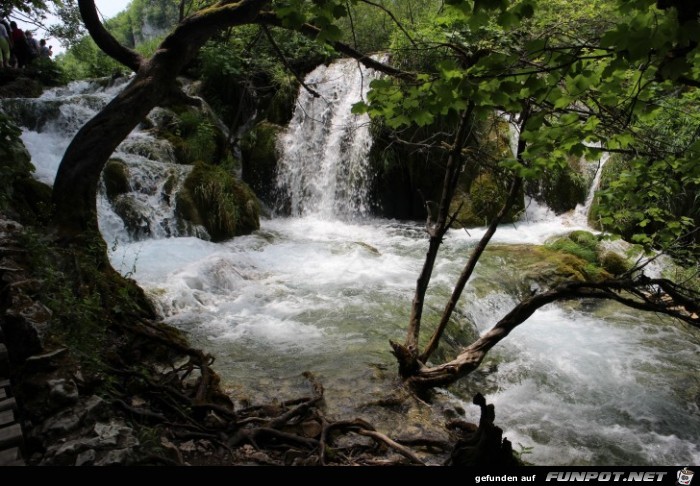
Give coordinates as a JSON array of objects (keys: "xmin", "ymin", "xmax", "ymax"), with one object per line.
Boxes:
[
  {"xmin": 39, "ymin": 38, "xmax": 50, "ymax": 58},
  {"xmin": 0, "ymin": 20, "xmax": 10, "ymax": 68},
  {"xmin": 10, "ymin": 21, "xmax": 31, "ymax": 68},
  {"xmin": 25, "ymin": 30, "xmax": 39, "ymax": 60}
]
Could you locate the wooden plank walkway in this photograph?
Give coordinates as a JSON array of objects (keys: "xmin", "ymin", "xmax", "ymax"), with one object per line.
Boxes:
[{"xmin": 0, "ymin": 339, "xmax": 25, "ymax": 466}]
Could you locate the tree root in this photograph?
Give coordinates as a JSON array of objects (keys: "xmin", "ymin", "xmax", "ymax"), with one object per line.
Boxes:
[{"xmin": 102, "ymin": 310, "xmax": 510, "ymax": 466}]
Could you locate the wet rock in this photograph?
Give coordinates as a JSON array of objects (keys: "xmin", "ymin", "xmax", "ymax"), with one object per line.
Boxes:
[
  {"xmin": 75, "ymin": 449, "xmax": 96, "ymax": 466},
  {"xmin": 112, "ymin": 195, "xmax": 152, "ymax": 240},
  {"xmin": 40, "ymin": 395, "xmax": 107, "ymax": 438},
  {"xmin": 42, "ymin": 419, "xmax": 139, "ymax": 465},
  {"xmin": 48, "ymin": 379, "xmax": 79, "ymax": 406},
  {"xmin": 179, "ymin": 440, "xmax": 196, "ymax": 452},
  {"xmin": 41, "ymin": 409, "xmax": 83, "ymax": 437},
  {"xmin": 25, "ymin": 348, "xmax": 68, "ymax": 368},
  {"xmin": 102, "ymin": 159, "xmax": 131, "ymax": 202},
  {"xmin": 301, "ymin": 420, "xmax": 322, "ymax": 438},
  {"xmin": 91, "ymin": 420, "xmax": 139, "ymax": 450},
  {"xmin": 1, "ymin": 301, "xmax": 52, "ymax": 362},
  {"xmin": 94, "ymin": 448, "xmax": 133, "ymax": 466},
  {"xmin": 83, "ymin": 395, "xmax": 109, "ymax": 422}
]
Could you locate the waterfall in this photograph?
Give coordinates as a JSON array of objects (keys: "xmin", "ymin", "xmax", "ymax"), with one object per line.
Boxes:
[
  {"xmin": 276, "ymin": 58, "xmax": 379, "ymax": 219},
  {"xmin": 503, "ymin": 111, "xmax": 614, "ymax": 226},
  {"xmin": 574, "ymin": 152, "xmax": 610, "ymax": 222},
  {"xmin": 5, "ymin": 69, "xmax": 699, "ymax": 467},
  {"xmin": 1, "ymin": 77, "xmax": 204, "ymax": 244}
]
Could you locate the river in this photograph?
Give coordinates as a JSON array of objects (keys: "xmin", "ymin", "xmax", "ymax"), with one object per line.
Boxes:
[{"xmin": 5, "ymin": 61, "xmax": 699, "ymax": 466}]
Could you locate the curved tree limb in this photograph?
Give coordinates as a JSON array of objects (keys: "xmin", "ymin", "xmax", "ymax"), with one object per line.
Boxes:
[
  {"xmin": 406, "ymin": 277, "xmax": 700, "ymax": 390},
  {"xmin": 53, "ymin": 0, "xmax": 413, "ymax": 237},
  {"xmin": 77, "ymin": 0, "xmax": 144, "ymax": 72}
]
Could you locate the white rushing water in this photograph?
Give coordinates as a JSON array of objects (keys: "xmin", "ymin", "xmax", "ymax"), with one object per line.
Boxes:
[
  {"xmin": 6, "ymin": 64, "xmax": 700, "ymax": 466},
  {"xmin": 276, "ymin": 58, "xmax": 378, "ymax": 218}
]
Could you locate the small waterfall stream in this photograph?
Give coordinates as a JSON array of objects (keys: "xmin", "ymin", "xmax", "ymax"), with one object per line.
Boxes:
[
  {"xmin": 3, "ymin": 64, "xmax": 699, "ymax": 466},
  {"xmin": 574, "ymin": 152, "xmax": 611, "ymax": 223},
  {"xmin": 276, "ymin": 58, "xmax": 378, "ymax": 218}
]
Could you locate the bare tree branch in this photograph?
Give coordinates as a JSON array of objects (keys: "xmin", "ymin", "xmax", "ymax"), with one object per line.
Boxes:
[
  {"xmin": 407, "ymin": 277, "xmax": 700, "ymax": 390},
  {"xmin": 257, "ymin": 12, "xmax": 414, "ymax": 80},
  {"xmin": 261, "ymin": 25, "xmax": 320, "ymax": 98},
  {"xmin": 420, "ymin": 177, "xmax": 523, "ymax": 363}
]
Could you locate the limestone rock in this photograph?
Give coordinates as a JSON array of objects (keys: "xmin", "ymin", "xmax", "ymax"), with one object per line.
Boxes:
[{"xmin": 47, "ymin": 379, "xmax": 79, "ymax": 406}]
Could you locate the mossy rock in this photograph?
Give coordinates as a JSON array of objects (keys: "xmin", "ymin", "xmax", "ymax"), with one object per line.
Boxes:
[
  {"xmin": 0, "ymin": 136, "xmax": 33, "ymax": 174},
  {"xmin": 483, "ymin": 236, "xmax": 614, "ymax": 288},
  {"xmin": 241, "ymin": 122, "xmax": 284, "ymax": 205},
  {"xmin": 177, "ymin": 162, "xmax": 260, "ymax": 242},
  {"xmin": 545, "ymin": 231, "xmax": 599, "ymax": 264},
  {"xmin": 102, "ymin": 159, "xmax": 131, "ymax": 202},
  {"xmin": 175, "ymin": 190, "xmax": 200, "ymax": 225},
  {"xmin": 113, "ymin": 195, "xmax": 152, "ymax": 240},
  {"xmin": 532, "ymin": 156, "xmax": 588, "ymax": 214},
  {"xmin": 0, "ymin": 126, "xmax": 48, "ymax": 223},
  {"xmin": 9, "ymin": 178, "xmax": 52, "ymax": 225},
  {"xmin": 450, "ymin": 172, "xmax": 524, "ymax": 227},
  {"xmin": 600, "ymin": 251, "xmax": 630, "ymax": 275},
  {"xmin": 0, "ymin": 75, "xmax": 43, "ymax": 99},
  {"xmin": 153, "ymin": 108, "xmax": 225, "ymax": 166},
  {"xmin": 264, "ymin": 78, "xmax": 299, "ymax": 126},
  {"xmin": 367, "ymin": 119, "xmax": 453, "ymax": 220},
  {"xmin": 0, "ymin": 98, "xmax": 64, "ymax": 131},
  {"xmin": 368, "ymin": 113, "xmax": 525, "ymax": 222}
]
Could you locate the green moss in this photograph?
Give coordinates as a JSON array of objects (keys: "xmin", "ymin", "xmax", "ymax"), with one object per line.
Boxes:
[
  {"xmin": 154, "ymin": 108, "xmax": 225, "ymax": 166},
  {"xmin": 0, "ymin": 113, "xmax": 52, "ymax": 225},
  {"xmin": 178, "ymin": 162, "xmax": 260, "ymax": 242},
  {"xmin": 102, "ymin": 159, "xmax": 131, "ymax": 202},
  {"xmin": 450, "ymin": 172, "xmax": 524, "ymax": 227},
  {"xmin": 241, "ymin": 122, "xmax": 284, "ymax": 205},
  {"xmin": 10, "ymin": 178, "xmax": 53, "ymax": 226},
  {"xmin": 265, "ymin": 69, "xmax": 299, "ymax": 125},
  {"xmin": 528, "ymin": 248, "xmax": 590, "ymax": 283},
  {"xmin": 17, "ymin": 229, "xmax": 158, "ymax": 375},
  {"xmin": 600, "ymin": 251, "xmax": 631, "ymax": 275},
  {"xmin": 535, "ymin": 156, "xmax": 588, "ymax": 214},
  {"xmin": 545, "ymin": 231, "xmax": 599, "ymax": 264},
  {"xmin": 538, "ymin": 231, "xmax": 636, "ymax": 283}
]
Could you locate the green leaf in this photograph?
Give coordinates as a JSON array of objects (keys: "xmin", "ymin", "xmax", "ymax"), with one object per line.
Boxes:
[{"xmin": 351, "ymin": 102, "xmax": 368, "ymax": 115}]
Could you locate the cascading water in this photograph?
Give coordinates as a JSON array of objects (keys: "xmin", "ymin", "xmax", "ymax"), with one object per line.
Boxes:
[
  {"xmin": 2, "ymin": 77, "xmax": 203, "ymax": 245},
  {"xmin": 574, "ymin": 152, "xmax": 610, "ymax": 223},
  {"xmin": 276, "ymin": 58, "xmax": 378, "ymax": 218},
  {"xmin": 6, "ymin": 61, "xmax": 699, "ymax": 465}
]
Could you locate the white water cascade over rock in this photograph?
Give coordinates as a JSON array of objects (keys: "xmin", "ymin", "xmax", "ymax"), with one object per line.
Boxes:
[
  {"xmin": 5, "ymin": 62, "xmax": 699, "ymax": 466},
  {"xmin": 276, "ymin": 58, "xmax": 379, "ymax": 218},
  {"xmin": 2, "ymin": 78, "xmax": 205, "ymax": 244},
  {"xmin": 574, "ymin": 152, "xmax": 611, "ymax": 223}
]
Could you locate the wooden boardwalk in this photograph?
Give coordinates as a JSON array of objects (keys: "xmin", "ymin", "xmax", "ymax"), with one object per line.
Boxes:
[{"xmin": 0, "ymin": 337, "xmax": 24, "ymax": 466}]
